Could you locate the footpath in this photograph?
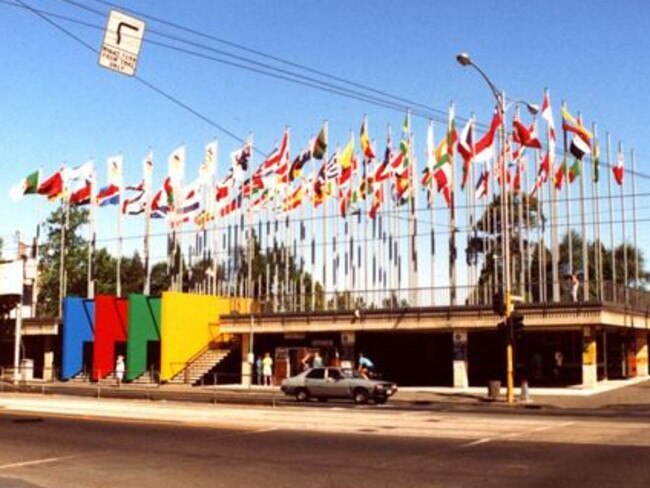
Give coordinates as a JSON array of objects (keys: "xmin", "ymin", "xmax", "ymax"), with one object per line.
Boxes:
[{"xmin": 2, "ymin": 376, "xmax": 650, "ymax": 418}]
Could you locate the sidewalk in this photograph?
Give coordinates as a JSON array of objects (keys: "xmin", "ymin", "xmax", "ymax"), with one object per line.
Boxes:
[{"xmin": 3, "ymin": 376, "xmax": 650, "ymax": 415}]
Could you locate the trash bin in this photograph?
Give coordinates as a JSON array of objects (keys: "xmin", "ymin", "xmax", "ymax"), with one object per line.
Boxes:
[
  {"xmin": 488, "ymin": 380, "xmax": 501, "ymax": 400},
  {"xmin": 20, "ymin": 359, "xmax": 34, "ymax": 382}
]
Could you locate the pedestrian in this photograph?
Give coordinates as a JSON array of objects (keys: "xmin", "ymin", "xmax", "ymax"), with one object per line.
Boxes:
[
  {"xmin": 569, "ymin": 273, "xmax": 579, "ymax": 302},
  {"xmin": 255, "ymin": 356, "xmax": 263, "ymax": 385},
  {"xmin": 262, "ymin": 352, "xmax": 274, "ymax": 386},
  {"xmin": 312, "ymin": 351, "xmax": 324, "ymax": 368},
  {"xmin": 358, "ymin": 352, "xmax": 374, "ymax": 379},
  {"xmin": 553, "ymin": 351, "xmax": 564, "ymax": 381},
  {"xmin": 115, "ymin": 355, "xmax": 125, "ymax": 387}
]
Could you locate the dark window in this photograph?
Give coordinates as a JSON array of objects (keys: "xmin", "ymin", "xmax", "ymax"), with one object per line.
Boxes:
[
  {"xmin": 306, "ymin": 368, "xmax": 325, "ymax": 379},
  {"xmin": 327, "ymin": 368, "xmax": 343, "ymax": 380}
]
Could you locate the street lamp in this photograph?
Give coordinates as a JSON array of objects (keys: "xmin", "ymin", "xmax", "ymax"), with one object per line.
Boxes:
[{"xmin": 456, "ymin": 52, "xmax": 537, "ymax": 403}]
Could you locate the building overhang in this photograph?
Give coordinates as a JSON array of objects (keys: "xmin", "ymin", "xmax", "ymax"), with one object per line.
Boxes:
[{"xmin": 218, "ymin": 302, "xmax": 650, "ymax": 335}]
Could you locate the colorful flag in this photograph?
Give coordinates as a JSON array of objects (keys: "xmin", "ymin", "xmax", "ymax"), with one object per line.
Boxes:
[
  {"xmin": 96, "ymin": 184, "xmax": 120, "ymax": 207},
  {"xmin": 312, "ymin": 123, "xmax": 328, "ymax": 160},
  {"xmin": 458, "ymin": 118, "xmax": 473, "ymax": 189},
  {"xmin": 177, "ymin": 179, "xmax": 203, "ymax": 219},
  {"xmin": 561, "ymin": 106, "xmax": 593, "ymax": 143},
  {"xmin": 568, "ymin": 159, "xmax": 581, "ymax": 184},
  {"xmin": 150, "ymin": 188, "xmax": 169, "ymax": 218},
  {"xmin": 10, "ymin": 170, "xmax": 40, "ymax": 201},
  {"xmin": 37, "ymin": 168, "xmax": 65, "ymax": 201},
  {"xmin": 475, "ymin": 167, "xmax": 489, "ymax": 200},
  {"xmin": 289, "ymin": 145, "xmax": 312, "ymax": 182},
  {"xmin": 231, "ymin": 140, "xmax": 252, "ymax": 182},
  {"xmin": 360, "ymin": 117, "xmax": 376, "ymax": 160},
  {"xmin": 369, "ymin": 185, "xmax": 384, "ymax": 219},
  {"xmin": 530, "ymin": 151, "xmax": 551, "ymax": 196},
  {"xmin": 613, "ymin": 150, "xmax": 624, "ymax": 186},
  {"xmin": 215, "ymin": 171, "xmax": 234, "ymax": 205},
  {"xmin": 541, "ymin": 91, "xmax": 556, "ymax": 167},
  {"xmin": 553, "ymin": 158, "xmax": 568, "ymax": 191},
  {"xmin": 512, "ymin": 116, "xmax": 542, "ymax": 149},
  {"xmin": 592, "ymin": 142, "xmax": 600, "ymax": 183},
  {"xmin": 122, "ymin": 181, "xmax": 146, "ymax": 215},
  {"xmin": 69, "ymin": 180, "xmax": 92, "ymax": 206},
  {"xmin": 474, "ymin": 111, "xmax": 502, "ymax": 163},
  {"xmin": 338, "ymin": 135, "xmax": 356, "ymax": 187}
]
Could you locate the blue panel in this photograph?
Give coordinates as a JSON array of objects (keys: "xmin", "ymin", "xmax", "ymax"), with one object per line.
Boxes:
[{"xmin": 61, "ymin": 297, "xmax": 95, "ymax": 380}]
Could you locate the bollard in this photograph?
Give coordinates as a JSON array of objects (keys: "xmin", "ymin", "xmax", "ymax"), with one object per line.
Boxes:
[{"xmin": 520, "ymin": 379, "xmax": 531, "ymax": 403}]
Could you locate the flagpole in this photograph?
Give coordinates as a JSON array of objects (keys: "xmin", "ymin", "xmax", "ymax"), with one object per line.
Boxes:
[
  {"xmin": 577, "ymin": 113, "xmax": 589, "ymax": 300},
  {"xmin": 621, "ymin": 142, "xmax": 628, "ymax": 303},
  {"xmin": 592, "ymin": 124, "xmax": 603, "ymax": 300},
  {"xmin": 606, "ymin": 133, "xmax": 616, "ymax": 297},
  {"xmin": 58, "ymin": 197, "xmax": 68, "ymax": 319},
  {"xmin": 448, "ymin": 102, "xmax": 457, "ymax": 306},
  {"xmin": 87, "ymin": 163, "xmax": 96, "ymax": 299},
  {"xmin": 428, "ymin": 120, "xmax": 436, "ymax": 306},
  {"xmin": 631, "ymin": 148, "xmax": 638, "ymax": 289},
  {"xmin": 548, "ymin": 91, "xmax": 560, "ymax": 302}
]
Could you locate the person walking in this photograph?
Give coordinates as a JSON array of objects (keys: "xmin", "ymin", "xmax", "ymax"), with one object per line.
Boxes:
[
  {"xmin": 115, "ymin": 355, "xmax": 125, "ymax": 387},
  {"xmin": 262, "ymin": 352, "xmax": 274, "ymax": 386}
]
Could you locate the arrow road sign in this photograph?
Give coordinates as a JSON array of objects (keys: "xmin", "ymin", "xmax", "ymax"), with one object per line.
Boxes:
[{"xmin": 98, "ymin": 10, "xmax": 145, "ymax": 76}]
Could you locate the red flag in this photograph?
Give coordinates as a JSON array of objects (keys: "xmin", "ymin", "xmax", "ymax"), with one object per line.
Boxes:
[{"xmin": 512, "ymin": 117, "xmax": 542, "ymax": 149}]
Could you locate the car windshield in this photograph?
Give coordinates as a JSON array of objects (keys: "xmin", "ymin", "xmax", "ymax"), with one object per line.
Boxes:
[{"xmin": 341, "ymin": 369, "xmax": 361, "ymax": 379}]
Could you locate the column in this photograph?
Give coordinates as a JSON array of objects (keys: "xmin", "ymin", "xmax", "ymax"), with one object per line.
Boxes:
[
  {"xmin": 43, "ymin": 336, "xmax": 54, "ymax": 382},
  {"xmin": 240, "ymin": 333, "xmax": 252, "ymax": 387},
  {"xmin": 452, "ymin": 331, "xmax": 469, "ymax": 389},
  {"xmin": 635, "ymin": 331, "xmax": 648, "ymax": 377},
  {"xmin": 582, "ymin": 326, "xmax": 598, "ymax": 388}
]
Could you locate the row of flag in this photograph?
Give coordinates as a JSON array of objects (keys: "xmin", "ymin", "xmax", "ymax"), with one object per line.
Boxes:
[{"xmin": 10, "ymin": 93, "xmax": 626, "ymax": 231}]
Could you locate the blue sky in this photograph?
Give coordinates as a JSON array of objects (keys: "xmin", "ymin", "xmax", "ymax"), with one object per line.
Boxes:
[{"xmin": 1, "ymin": 0, "xmax": 648, "ymax": 289}]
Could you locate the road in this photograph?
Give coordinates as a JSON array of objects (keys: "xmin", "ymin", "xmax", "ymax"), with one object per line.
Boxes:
[{"xmin": 0, "ymin": 396, "xmax": 649, "ymax": 487}]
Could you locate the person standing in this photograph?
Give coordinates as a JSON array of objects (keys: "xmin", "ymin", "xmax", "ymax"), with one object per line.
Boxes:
[
  {"xmin": 312, "ymin": 351, "xmax": 324, "ymax": 368},
  {"xmin": 255, "ymin": 356, "xmax": 263, "ymax": 385},
  {"xmin": 262, "ymin": 352, "xmax": 274, "ymax": 386},
  {"xmin": 358, "ymin": 352, "xmax": 374, "ymax": 379},
  {"xmin": 115, "ymin": 355, "xmax": 125, "ymax": 387}
]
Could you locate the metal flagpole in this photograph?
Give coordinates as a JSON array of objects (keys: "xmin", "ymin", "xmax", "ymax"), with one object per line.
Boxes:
[
  {"xmin": 620, "ymin": 143, "xmax": 628, "ymax": 303},
  {"xmin": 87, "ymin": 162, "xmax": 96, "ymax": 299},
  {"xmin": 578, "ymin": 113, "xmax": 589, "ymax": 300},
  {"xmin": 592, "ymin": 124, "xmax": 603, "ymax": 300},
  {"xmin": 606, "ymin": 133, "xmax": 616, "ymax": 296},
  {"xmin": 548, "ymin": 94, "xmax": 560, "ymax": 302},
  {"xmin": 406, "ymin": 112, "xmax": 418, "ymax": 306},
  {"xmin": 561, "ymin": 102, "xmax": 573, "ymax": 287},
  {"xmin": 58, "ymin": 197, "xmax": 68, "ymax": 318},
  {"xmin": 427, "ymin": 120, "xmax": 436, "ymax": 306},
  {"xmin": 143, "ymin": 151, "xmax": 153, "ymax": 295},
  {"xmin": 448, "ymin": 102, "xmax": 457, "ymax": 306},
  {"xmin": 632, "ymin": 148, "xmax": 639, "ymax": 289}
]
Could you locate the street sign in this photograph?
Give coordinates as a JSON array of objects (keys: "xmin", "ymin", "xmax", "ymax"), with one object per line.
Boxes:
[{"xmin": 98, "ymin": 10, "xmax": 145, "ymax": 76}]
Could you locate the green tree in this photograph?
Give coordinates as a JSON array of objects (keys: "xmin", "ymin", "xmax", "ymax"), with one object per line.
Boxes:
[{"xmin": 37, "ymin": 205, "xmax": 89, "ymax": 316}]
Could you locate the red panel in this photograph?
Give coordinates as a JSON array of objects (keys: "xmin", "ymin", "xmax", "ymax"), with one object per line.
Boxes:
[{"xmin": 92, "ymin": 295, "xmax": 129, "ymax": 380}]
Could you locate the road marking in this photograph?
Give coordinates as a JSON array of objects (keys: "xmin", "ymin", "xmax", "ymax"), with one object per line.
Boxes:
[
  {"xmin": 0, "ymin": 455, "xmax": 77, "ymax": 470},
  {"xmin": 460, "ymin": 438, "xmax": 491, "ymax": 448}
]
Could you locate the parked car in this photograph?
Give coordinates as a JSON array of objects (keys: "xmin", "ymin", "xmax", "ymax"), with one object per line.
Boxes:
[{"xmin": 280, "ymin": 367, "xmax": 397, "ymax": 404}]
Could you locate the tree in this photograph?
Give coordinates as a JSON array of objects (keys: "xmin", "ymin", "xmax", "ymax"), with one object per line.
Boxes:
[{"xmin": 37, "ymin": 205, "xmax": 89, "ymax": 316}]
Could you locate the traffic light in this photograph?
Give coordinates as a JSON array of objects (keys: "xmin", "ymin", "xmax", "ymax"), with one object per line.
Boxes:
[{"xmin": 492, "ymin": 291, "xmax": 506, "ymax": 316}]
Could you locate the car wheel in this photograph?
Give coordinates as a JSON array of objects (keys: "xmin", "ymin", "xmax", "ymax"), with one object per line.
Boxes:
[
  {"xmin": 353, "ymin": 388, "xmax": 369, "ymax": 404},
  {"xmin": 295, "ymin": 388, "xmax": 310, "ymax": 402}
]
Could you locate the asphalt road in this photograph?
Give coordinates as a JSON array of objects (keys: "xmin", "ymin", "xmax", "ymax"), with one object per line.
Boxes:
[{"xmin": 0, "ymin": 410, "xmax": 649, "ymax": 488}]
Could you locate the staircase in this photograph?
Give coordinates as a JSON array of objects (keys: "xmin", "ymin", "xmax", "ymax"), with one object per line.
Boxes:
[
  {"xmin": 131, "ymin": 371, "xmax": 157, "ymax": 385},
  {"xmin": 66, "ymin": 371, "xmax": 91, "ymax": 383},
  {"xmin": 169, "ymin": 348, "xmax": 232, "ymax": 385}
]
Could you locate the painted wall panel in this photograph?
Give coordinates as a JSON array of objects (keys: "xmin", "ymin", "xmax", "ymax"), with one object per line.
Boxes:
[
  {"xmin": 160, "ymin": 292, "xmax": 253, "ymax": 381},
  {"xmin": 92, "ymin": 295, "xmax": 128, "ymax": 380},
  {"xmin": 61, "ymin": 297, "xmax": 94, "ymax": 380},
  {"xmin": 126, "ymin": 294, "xmax": 161, "ymax": 381}
]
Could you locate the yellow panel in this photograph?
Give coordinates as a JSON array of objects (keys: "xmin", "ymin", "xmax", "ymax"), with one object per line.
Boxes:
[{"xmin": 160, "ymin": 292, "xmax": 254, "ymax": 381}]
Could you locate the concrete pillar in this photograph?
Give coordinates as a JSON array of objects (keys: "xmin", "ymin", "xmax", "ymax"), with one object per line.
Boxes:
[
  {"xmin": 635, "ymin": 331, "xmax": 648, "ymax": 377},
  {"xmin": 582, "ymin": 326, "xmax": 598, "ymax": 388},
  {"xmin": 452, "ymin": 331, "xmax": 469, "ymax": 389},
  {"xmin": 43, "ymin": 336, "xmax": 54, "ymax": 382},
  {"xmin": 241, "ymin": 333, "xmax": 252, "ymax": 387}
]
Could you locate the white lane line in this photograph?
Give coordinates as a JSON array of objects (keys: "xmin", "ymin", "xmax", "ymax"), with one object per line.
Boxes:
[
  {"xmin": 0, "ymin": 455, "xmax": 77, "ymax": 470},
  {"xmin": 460, "ymin": 438, "xmax": 492, "ymax": 448}
]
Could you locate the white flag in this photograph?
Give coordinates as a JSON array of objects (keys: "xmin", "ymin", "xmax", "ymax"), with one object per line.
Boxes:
[
  {"xmin": 199, "ymin": 140, "xmax": 218, "ymax": 183},
  {"xmin": 168, "ymin": 145, "xmax": 185, "ymax": 186},
  {"xmin": 143, "ymin": 151, "xmax": 154, "ymax": 191},
  {"xmin": 107, "ymin": 155, "xmax": 123, "ymax": 187},
  {"xmin": 67, "ymin": 160, "xmax": 95, "ymax": 181}
]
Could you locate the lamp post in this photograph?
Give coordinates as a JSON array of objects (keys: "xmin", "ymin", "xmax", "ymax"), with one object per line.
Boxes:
[{"xmin": 456, "ymin": 52, "xmax": 538, "ymax": 403}]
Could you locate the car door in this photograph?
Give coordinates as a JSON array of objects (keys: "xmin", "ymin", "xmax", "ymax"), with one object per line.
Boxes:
[
  {"xmin": 304, "ymin": 368, "xmax": 327, "ymax": 396},
  {"xmin": 323, "ymin": 368, "xmax": 348, "ymax": 398}
]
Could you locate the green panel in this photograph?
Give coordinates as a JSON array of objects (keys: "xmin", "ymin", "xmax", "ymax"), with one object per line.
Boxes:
[{"xmin": 126, "ymin": 294, "xmax": 161, "ymax": 381}]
